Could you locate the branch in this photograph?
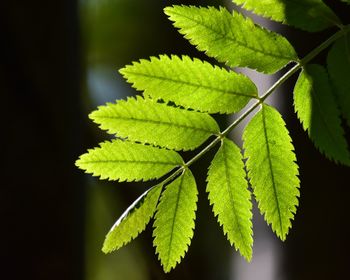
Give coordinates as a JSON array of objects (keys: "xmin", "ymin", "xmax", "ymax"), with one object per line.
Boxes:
[{"xmin": 160, "ymin": 24, "xmax": 350, "ymax": 185}]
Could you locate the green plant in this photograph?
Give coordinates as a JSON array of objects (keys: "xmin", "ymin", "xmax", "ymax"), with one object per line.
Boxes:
[{"xmin": 76, "ymin": 0, "xmax": 350, "ymax": 273}]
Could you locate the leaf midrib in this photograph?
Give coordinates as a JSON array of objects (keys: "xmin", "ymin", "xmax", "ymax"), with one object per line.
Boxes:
[
  {"xmin": 165, "ymin": 174, "xmax": 185, "ymax": 270},
  {"xmin": 123, "ymin": 70, "xmax": 256, "ymax": 99},
  {"xmin": 95, "ymin": 115, "xmax": 217, "ymax": 134},
  {"xmin": 261, "ymin": 106, "xmax": 283, "ymax": 236},
  {"xmin": 222, "ymin": 142, "xmax": 247, "ymax": 250},
  {"xmin": 81, "ymin": 159, "xmax": 179, "ymax": 165},
  {"xmin": 170, "ymin": 9, "xmax": 294, "ymax": 61}
]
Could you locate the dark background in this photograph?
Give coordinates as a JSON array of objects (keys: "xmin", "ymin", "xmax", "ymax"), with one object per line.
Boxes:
[{"xmin": 2, "ymin": 1, "xmax": 350, "ymax": 279}]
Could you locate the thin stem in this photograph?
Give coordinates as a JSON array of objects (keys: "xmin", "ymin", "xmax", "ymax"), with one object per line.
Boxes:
[{"xmin": 161, "ymin": 24, "xmax": 350, "ymax": 184}]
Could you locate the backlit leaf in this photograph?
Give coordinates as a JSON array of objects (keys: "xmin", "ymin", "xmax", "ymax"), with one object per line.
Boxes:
[
  {"xmin": 164, "ymin": 5, "xmax": 297, "ymax": 73},
  {"xmin": 207, "ymin": 138, "xmax": 253, "ymax": 260},
  {"xmin": 153, "ymin": 169, "xmax": 198, "ymax": 272},
  {"xmin": 243, "ymin": 104, "xmax": 300, "ymax": 240},
  {"xmin": 102, "ymin": 184, "xmax": 163, "ymax": 253},
  {"xmin": 90, "ymin": 96, "xmax": 219, "ymax": 151},
  {"xmin": 120, "ymin": 55, "xmax": 258, "ymax": 114},
  {"xmin": 76, "ymin": 140, "xmax": 183, "ymax": 182}
]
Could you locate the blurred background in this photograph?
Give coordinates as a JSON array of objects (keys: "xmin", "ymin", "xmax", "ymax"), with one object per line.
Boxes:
[{"xmin": 2, "ymin": 0, "xmax": 350, "ymax": 279}]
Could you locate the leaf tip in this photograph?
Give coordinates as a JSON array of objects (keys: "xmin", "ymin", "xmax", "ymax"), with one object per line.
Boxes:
[
  {"xmin": 101, "ymin": 242, "xmax": 111, "ymax": 255},
  {"xmin": 163, "ymin": 5, "xmax": 176, "ymax": 17},
  {"xmin": 244, "ymin": 251, "xmax": 253, "ymax": 263},
  {"xmin": 75, "ymin": 157, "xmax": 83, "ymax": 169}
]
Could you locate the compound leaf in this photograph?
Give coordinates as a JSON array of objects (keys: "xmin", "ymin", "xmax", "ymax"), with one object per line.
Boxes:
[
  {"xmin": 327, "ymin": 36, "xmax": 350, "ymax": 127},
  {"xmin": 231, "ymin": 0, "xmax": 341, "ymax": 32},
  {"xmin": 120, "ymin": 55, "xmax": 258, "ymax": 114},
  {"xmin": 164, "ymin": 5, "xmax": 297, "ymax": 74},
  {"xmin": 293, "ymin": 64, "xmax": 350, "ymax": 165},
  {"xmin": 207, "ymin": 138, "xmax": 253, "ymax": 260},
  {"xmin": 75, "ymin": 140, "xmax": 183, "ymax": 182},
  {"xmin": 243, "ymin": 104, "xmax": 300, "ymax": 240},
  {"xmin": 102, "ymin": 184, "xmax": 163, "ymax": 253},
  {"xmin": 153, "ymin": 169, "xmax": 198, "ymax": 272},
  {"xmin": 90, "ymin": 96, "xmax": 219, "ymax": 151}
]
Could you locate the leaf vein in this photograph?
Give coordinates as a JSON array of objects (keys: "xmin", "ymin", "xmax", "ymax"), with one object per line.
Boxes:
[
  {"xmin": 261, "ymin": 106, "xmax": 283, "ymax": 235},
  {"xmin": 123, "ymin": 70, "xmax": 256, "ymax": 98},
  {"xmin": 95, "ymin": 116, "xmax": 216, "ymax": 134}
]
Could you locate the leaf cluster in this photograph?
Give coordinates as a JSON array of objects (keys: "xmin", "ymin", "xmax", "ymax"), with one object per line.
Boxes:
[{"xmin": 76, "ymin": 0, "xmax": 350, "ymax": 273}]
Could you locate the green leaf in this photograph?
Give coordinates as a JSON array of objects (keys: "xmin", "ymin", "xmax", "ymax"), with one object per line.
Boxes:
[
  {"xmin": 206, "ymin": 138, "xmax": 253, "ymax": 260},
  {"xmin": 153, "ymin": 169, "xmax": 198, "ymax": 272},
  {"xmin": 102, "ymin": 184, "xmax": 163, "ymax": 253},
  {"xmin": 327, "ymin": 36, "xmax": 350, "ymax": 127},
  {"xmin": 120, "ymin": 55, "xmax": 258, "ymax": 114},
  {"xmin": 293, "ymin": 64, "xmax": 350, "ymax": 165},
  {"xmin": 75, "ymin": 140, "xmax": 183, "ymax": 182},
  {"xmin": 231, "ymin": 0, "xmax": 341, "ymax": 32},
  {"xmin": 164, "ymin": 5, "xmax": 297, "ymax": 74},
  {"xmin": 90, "ymin": 96, "xmax": 219, "ymax": 151},
  {"xmin": 341, "ymin": 0, "xmax": 350, "ymax": 5},
  {"xmin": 243, "ymin": 104, "xmax": 300, "ymax": 240}
]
